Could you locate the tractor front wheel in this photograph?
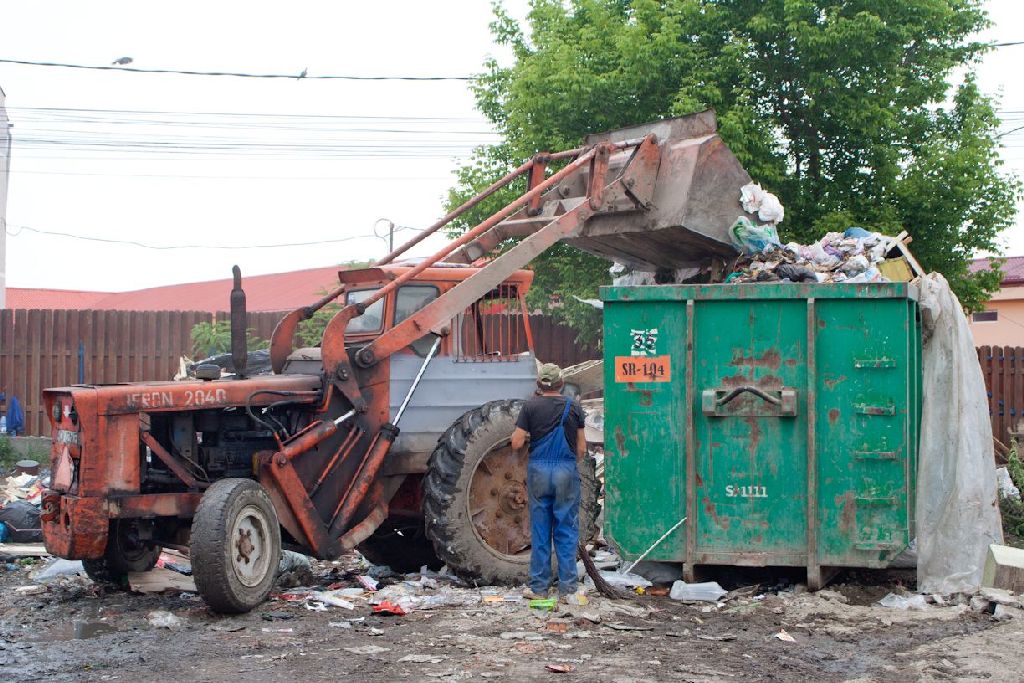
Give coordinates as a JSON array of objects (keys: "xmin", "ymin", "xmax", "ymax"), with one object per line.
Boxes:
[
  {"xmin": 423, "ymin": 399, "xmax": 600, "ymax": 586},
  {"xmin": 82, "ymin": 519, "xmax": 160, "ymax": 588},
  {"xmin": 190, "ymin": 478, "xmax": 281, "ymax": 614}
]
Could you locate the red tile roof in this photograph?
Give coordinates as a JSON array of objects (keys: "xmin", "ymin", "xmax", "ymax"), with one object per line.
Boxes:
[
  {"xmin": 970, "ymin": 256, "xmax": 1024, "ymax": 286},
  {"xmin": 6, "ymin": 265, "xmax": 343, "ymax": 312}
]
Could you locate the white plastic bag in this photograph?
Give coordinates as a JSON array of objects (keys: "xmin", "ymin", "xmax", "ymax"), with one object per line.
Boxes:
[
  {"xmin": 916, "ymin": 273, "xmax": 1003, "ymax": 594},
  {"xmin": 739, "ymin": 183, "xmax": 785, "ymax": 224},
  {"xmin": 669, "ymin": 580, "xmax": 727, "ymax": 602}
]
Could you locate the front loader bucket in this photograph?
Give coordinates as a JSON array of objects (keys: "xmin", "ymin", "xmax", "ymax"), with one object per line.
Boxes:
[{"xmin": 558, "ymin": 110, "xmax": 752, "ymax": 270}]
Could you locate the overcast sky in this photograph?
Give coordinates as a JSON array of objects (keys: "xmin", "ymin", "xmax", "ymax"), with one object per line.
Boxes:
[{"xmin": 1, "ymin": 0, "xmax": 1021, "ymax": 294}]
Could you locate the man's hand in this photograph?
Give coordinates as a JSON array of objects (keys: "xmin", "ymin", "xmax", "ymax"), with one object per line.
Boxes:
[
  {"xmin": 577, "ymin": 428, "xmax": 587, "ymax": 461},
  {"xmin": 511, "ymin": 426, "xmax": 529, "ymax": 452}
]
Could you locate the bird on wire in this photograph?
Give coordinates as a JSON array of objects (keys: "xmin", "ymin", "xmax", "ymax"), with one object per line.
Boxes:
[
  {"xmin": 111, "ymin": 56, "xmax": 133, "ymax": 65},
  {"xmin": 297, "ymin": 67, "xmax": 308, "ymax": 80}
]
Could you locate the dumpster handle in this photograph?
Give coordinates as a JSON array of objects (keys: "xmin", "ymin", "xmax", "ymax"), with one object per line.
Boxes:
[{"xmin": 716, "ymin": 385, "xmax": 780, "ymax": 407}]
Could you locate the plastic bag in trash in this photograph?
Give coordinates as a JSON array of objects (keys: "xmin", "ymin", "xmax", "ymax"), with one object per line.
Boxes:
[
  {"xmin": 669, "ymin": 580, "xmax": 727, "ymax": 602},
  {"xmin": 0, "ymin": 501, "xmax": 42, "ymax": 543},
  {"xmin": 729, "ymin": 217, "xmax": 781, "ymax": 255},
  {"xmin": 32, "ymin": 558, "xmax": 85, "ymax": 583},
  {"xmin": 878, "ymin": 592, "xmax": 929, "ymax": 610},
  {"xmin": 739, "ymin": 183, "xmax": 785, "ymax": 224},
  {"xmin": 591, "ymin": 570, "xmax": 651, "ymax": 589}
]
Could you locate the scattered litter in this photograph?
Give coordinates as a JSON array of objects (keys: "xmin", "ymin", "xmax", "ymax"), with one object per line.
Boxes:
[
  {"xmin": 373, "ymin": 600, "xmax": 407, "ymax": 616},
  {"xmin": 305, "ymin": 601, "xmax": 328, "ymax": 612},
  {"xmin": 669, "ymin": 580, "xmax": 727, "ymax": 602},
  {"xmin": 878, "ymin": 593, "xmax": 930, "ymax": 611},
  {"xmin": 696, "ymin": 633, "xmax": 737, "ymax": 641},
  {"xmin": 565, "ymin": 591, "xmax": 589, "ymax": 606},
  {"xmin": 261, "ymin": 627, "xmax": 294, "ymax": 633},
  {"xmin": 545, "ymin": 663, "xmax": 576, "ymax": 673},
  {"xmin": 357, "ymin": 575, "xmax": 379, "ymax": 591},
  {"xmin": 544, "ymin": 622, "xmax": 570, "ymax": 634},
  {"xmin": 529, "ymin": 598, "xmax": 557, "ymax": 611},
  {"xmin": 13, "ymin": 584, "xmax": 46, "ymax": 595},
  {"xmin": 208, "ymin": 623, "xmax": 245, "ymax": 632},
  {"xmin": 398, "ymin": 654, "xmax": 446, "ymax": 664},
  {"xmin": 31, "ymin": 558, "xmax": 85, "ymax": 583},
  {"xmin": 593, "ymin": 570, "xmax": 651, "ymax": 589},
  {"xmin": 260, "ymin": 611, "xmax": 295, "ymax": 621},
  {"xmin": 308, "ymin": 591, "xmax": 356, "ymax": 609},
  {"xmin": 774, "ymin": 629, "xmax": 796, "ymax": 643},
  {"xmin": 343, "ymin": 645, "xmax": 390, "ymax": 655},
  {"xmin": 278, "ymin": 550, "xmax": 312, "ymax": 574},
  {"xmin": 146, "ymin": 610, "xmax": 184, "ymax": 629}
]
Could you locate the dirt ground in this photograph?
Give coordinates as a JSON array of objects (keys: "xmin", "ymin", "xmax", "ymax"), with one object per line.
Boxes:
[{"xmin": 1, "ymin": 557, "xmax": 1023, "ymax": 683}]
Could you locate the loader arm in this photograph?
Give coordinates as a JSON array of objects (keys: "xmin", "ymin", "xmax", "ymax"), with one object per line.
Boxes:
[{"xmin": 325, "ymin": 134, "xmax": 661, "ymax": 372}]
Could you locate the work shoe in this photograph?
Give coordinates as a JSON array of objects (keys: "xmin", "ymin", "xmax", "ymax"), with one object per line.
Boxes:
[{"xmin": 523, "ymin": 588, "xmax": 548, "ymax": 600}]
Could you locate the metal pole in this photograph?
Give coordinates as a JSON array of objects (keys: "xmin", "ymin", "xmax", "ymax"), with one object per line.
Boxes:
[{"xmin": 393, "ymin": 336, "xmax": 441, "ymax": 425}]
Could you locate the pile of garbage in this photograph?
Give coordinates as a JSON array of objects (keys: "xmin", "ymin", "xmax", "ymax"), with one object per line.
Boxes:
[
  {"xmin": 0, "ymin": 467, "xmax": 45, "ymax": 544},
  {"xmin": 726, "ymin": 224, "xmax": 908, "ymax": 285}
]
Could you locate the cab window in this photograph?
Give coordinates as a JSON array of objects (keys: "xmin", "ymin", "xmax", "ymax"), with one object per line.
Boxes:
[
  {"xmin": 345, "ymin": 289, "xmax": 385, "ymax": 333},
  {"xmin": 395, "ymin": 285, "xmax": 439, "ymax": 324}
]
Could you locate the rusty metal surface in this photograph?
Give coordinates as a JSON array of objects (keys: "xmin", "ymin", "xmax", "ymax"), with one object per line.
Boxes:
[
  {"xmin": 41, "ymin": 495, "xmax": 109, "ymax": 559},
  {"xmin": 467, "ymin": 444, "xmax": 531, "ymax": 557},
  {"xmin": 111, "ymin": 493, "xmax": 203, "ymax": 518}
]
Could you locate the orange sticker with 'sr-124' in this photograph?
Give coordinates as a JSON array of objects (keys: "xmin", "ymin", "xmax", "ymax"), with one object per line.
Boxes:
[{"xmin": 614, "ymin": 356, "xmax": 671, "ymax": 383}]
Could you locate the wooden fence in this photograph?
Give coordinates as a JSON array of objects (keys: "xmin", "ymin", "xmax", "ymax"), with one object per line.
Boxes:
[
  {"xmin": 0, "ymin": 309, "xmax": 598, "ymax": 437},
  {"xmin": 0, "ymin": 309, "xmax": 284, "ymax": 436},
  {"xmin": 978, "ymin": 345, "xmax": 1024, "ymax": 447}
]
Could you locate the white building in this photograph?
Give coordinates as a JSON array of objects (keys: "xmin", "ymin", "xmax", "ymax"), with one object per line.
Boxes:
[{"xmin": 0, "ymin": 85, "xmax": 9, "ymax": 308}]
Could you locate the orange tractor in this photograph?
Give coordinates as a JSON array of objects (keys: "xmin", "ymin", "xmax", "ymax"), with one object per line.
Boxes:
[{"xmin": 40, "ymin": 111, "xmax": 754, "ymax": 612}]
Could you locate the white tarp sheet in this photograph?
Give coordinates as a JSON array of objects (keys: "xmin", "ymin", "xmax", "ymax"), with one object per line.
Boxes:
[{"xmin": 916, "ymin": 273, "xmax": 1003, "ymax": 593}]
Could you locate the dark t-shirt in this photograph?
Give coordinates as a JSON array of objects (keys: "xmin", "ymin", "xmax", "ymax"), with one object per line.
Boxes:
[{"xmin": 515, "ymin": 395, "xmax": 586, "ymax": 453}]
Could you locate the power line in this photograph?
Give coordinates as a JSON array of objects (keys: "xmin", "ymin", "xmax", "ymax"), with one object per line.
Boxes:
[
  {"xmin": 5, "ymin": 224, "xmax": 421, "ymax": 250},
  {"xmin": 0, "ymin": 58, "xmax": 471, "ymax": 81},
  {"xmin": 992, "ymin": 41, "xmax": 1024, "ymax": 47}
]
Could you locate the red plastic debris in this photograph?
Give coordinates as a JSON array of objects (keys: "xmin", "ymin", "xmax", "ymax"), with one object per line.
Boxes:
[{"xmin": 372, "ymin": 600, "xmax": 407, "ymax": 616}]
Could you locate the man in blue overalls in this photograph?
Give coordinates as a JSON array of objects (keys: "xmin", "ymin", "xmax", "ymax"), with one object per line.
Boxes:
[{"xmin": 511, "ymin": 363, "xmax": 586, "ymax": 600}]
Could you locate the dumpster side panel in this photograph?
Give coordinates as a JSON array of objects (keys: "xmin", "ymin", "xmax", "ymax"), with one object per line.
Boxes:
[
  {"xmin": 815, "ymin": 299, "xmax": 913, "ymax": 565},
  {"xmin": 692, "ymin": 300, "xmax": 808, "ymax": 564},
  {"xmin": 603, "ymin": 299, "xmax": 687, "ymax": 561}
]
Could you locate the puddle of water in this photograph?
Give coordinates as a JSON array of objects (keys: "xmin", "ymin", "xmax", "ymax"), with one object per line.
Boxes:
[{"xmin": 32, "ymin": 620, "xmax": 120, "ymax": 642}]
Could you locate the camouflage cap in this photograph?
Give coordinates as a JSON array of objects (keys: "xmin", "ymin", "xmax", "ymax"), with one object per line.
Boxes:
[{"xmin": 537, "ymin": 362, "xmax": 563, "ymax": 387}]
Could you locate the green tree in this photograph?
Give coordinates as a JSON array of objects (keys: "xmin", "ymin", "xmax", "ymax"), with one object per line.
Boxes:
[
  {"xmin": 448, "ymin": 0, "xmax": 1019, "ymax": 340},
  {"xmin": 189, "ymin": 320, "xmax": 268, "ymax": 359}
]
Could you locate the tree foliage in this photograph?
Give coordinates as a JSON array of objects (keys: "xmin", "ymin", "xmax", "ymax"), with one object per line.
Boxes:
[
  {"xmin": 189, "ymin": 320, "xmax": 268, "ymax": 359},
  {"xmin": 447, "ymin": 0, "xmax": 1019, "ymax": 340}
]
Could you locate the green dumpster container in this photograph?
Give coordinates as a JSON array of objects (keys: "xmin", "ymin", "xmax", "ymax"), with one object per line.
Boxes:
[{"xmin": 601, "ymin": 283, "xmax": 921, "ymax": 588}]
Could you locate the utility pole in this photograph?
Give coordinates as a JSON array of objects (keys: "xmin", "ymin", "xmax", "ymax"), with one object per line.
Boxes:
[
  {"xmin": 0, "ymin": 85, "xmax": 11, "ymax": 309},
  {"xmin": 374, "ymin": 217, "xmax": 395, "ymax": 255}
]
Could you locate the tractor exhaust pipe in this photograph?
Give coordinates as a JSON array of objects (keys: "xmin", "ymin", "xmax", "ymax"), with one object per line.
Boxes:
[{"xmin": 230, "ymin": 265, "xmax": 248, "ymax": 378}]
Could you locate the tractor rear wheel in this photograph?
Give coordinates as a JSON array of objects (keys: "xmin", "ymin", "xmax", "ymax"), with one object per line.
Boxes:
[
  {"xmin": 423, "ymin": 399, "xmax": 600, "ymax": 586},
  {"xmin": 82, "ymin": 519, "xmax": 160, "ymax": 588},
  {"xmin": 190, "ymin": 478, "xmax": 281, "ymax": 614}
]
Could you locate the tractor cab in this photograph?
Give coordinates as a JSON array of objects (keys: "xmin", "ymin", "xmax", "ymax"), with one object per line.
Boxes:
[{"xmin": 329, "ymin": 262, "xmax": 535, "ymax": 361}]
